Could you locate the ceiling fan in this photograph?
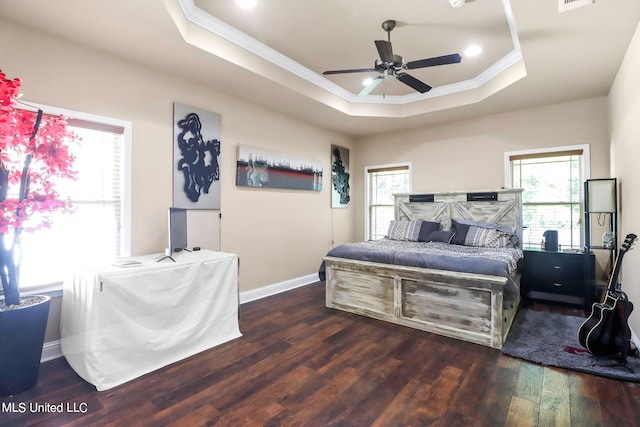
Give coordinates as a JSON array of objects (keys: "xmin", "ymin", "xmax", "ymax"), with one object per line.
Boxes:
[{"xmin": 323, "ymin": 20, "xmax": 462, "ymax": 97}]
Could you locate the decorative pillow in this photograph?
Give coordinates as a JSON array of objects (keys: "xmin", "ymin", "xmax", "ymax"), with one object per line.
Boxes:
[
  {"xmin": 451, "ymin": 218, "xmax": 518, "ymax": 248},
  {"xmin": 455, "ymin": 218, "xmax": 514, "ymax": 234},
  {"xmin": 387, "ymin": 220, "xmax": 439, "ymax": 242},
  {"xmin": 417, "ymin": 221, "xmax": 440, "ymax": 241},
  {"xmin": 464, "ymin": 226, "xmax": 514, "ymax": 248},
  {"xmin": 425, "ymin": 230, "xmax": 455, "ymax": 244},
  {"xmin": 450, "ymin": 219, "xmax": 470, "ymax": 245}
]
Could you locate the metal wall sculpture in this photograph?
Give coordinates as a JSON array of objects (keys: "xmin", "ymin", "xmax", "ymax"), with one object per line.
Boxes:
[
  {"xmin": 173, "ymin": 103, "xmax": 221, "ymax": 209},
  {"xmin": 331, "ymin": 145, "xmax": 350, "ymax": 208}
]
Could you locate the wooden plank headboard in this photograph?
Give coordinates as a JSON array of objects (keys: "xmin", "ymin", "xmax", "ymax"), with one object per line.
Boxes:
[{"xmin": 394, "ymin": 189, "xmax": 524, "ymax": 247}]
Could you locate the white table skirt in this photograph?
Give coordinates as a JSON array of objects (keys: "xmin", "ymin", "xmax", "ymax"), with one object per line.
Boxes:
[{"xmin": 61, "ymin": 250, "xmax": 241, "ymax": 391}]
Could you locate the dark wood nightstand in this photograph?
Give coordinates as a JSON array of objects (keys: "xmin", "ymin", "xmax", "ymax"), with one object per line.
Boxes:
[{"xmin": 521, "ymin": 249, "xmax": 595, "ymax": 310}]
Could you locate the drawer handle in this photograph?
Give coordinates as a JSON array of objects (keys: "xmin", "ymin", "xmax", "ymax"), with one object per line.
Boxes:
[
  {"xmin": 553, "ymin": 266, "xmax": 562, "ymax": 270},
  {"xmin": 553, "ymin": 282, "xmax": 563, "ymax": 287}
]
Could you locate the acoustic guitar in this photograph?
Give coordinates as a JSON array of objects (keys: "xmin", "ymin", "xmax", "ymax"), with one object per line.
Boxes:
[{"xmin": 578, "ymin": 233, "xmax": 637, "ymax": 358}]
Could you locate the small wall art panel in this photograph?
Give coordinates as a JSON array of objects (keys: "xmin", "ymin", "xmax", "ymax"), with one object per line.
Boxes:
[
  {"xmin": 331, "ymin": 145, "xmax": 350, "ymax": 208},
  {"xmin": 173, "ymin": 103, "xmax": 221, "ymax": 209},
  {"xmin": 236, "ymin": 145, "xmax": 323, "ymax": 191}
]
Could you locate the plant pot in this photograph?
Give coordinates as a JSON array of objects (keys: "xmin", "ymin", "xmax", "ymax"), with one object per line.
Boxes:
[{"xmin": 0, "ymin": 295, "xmax": 51, "ymax": 397}]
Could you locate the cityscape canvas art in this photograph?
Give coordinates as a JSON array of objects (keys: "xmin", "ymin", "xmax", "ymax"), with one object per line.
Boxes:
[{"xmin": 236, "ymin": 145, "xmax": 322, "ymax": 191}]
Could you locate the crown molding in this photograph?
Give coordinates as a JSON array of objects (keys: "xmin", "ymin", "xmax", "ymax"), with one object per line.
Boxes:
[{"xmin": 166, "ymin": 0, "xmax": 526, "ymax": 116}]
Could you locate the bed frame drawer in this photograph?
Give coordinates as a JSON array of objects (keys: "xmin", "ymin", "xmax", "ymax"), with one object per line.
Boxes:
[
  {"xmin": 327, "ymin": 268, "xmax": 394, "ymax": 317},
  {"xmin": 324, "ymin": 256, "xmax": 518, "ymax": 349},
  {"xmin": 401, "ymin": 280, "xmax": 493, "ymax": 335}
]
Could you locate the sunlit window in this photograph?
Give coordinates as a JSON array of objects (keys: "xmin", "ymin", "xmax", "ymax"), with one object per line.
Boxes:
[
  {"xmin": 508, "ymin": 146, "xmax": 588, "ymax": 250},
  {"xmin": 366, "ymin": 164, "xmax": 411, "ymax": 240},
  {"xmin": 17, "ymin": 112, "xmax": 130, "ymax": 288}
]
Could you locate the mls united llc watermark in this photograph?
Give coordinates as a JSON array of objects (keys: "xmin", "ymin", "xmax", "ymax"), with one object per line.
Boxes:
[{"xmin": 2, "ymin": 401, "xmax": 88, "ymax": 414}]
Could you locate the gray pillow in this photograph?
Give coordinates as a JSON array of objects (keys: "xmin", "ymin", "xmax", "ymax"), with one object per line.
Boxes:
[
  {"xmin": 387, "ymin": 220, "xmax": 440, "ymax": 242},
  {"xmin": 425, "ymin": 230, "xmax": 455, "ymax": 243}
]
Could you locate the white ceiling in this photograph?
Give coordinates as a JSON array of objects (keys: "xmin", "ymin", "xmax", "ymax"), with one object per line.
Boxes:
[{"xmin": 1, "ymin": 0, "xmax": 639, "ymax": 137}]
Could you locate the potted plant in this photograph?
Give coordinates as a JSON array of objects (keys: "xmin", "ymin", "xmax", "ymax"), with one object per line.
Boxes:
[{"xmin": 0, "ymin": 69, "xmax": 78, "ymax": 397}]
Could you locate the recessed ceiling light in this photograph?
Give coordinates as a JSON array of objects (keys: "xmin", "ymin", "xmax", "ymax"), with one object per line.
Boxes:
[
  {"xmin": 464, "ymin": 45, "xmax": 482, "ymax": 57},
  {"xmin": 235, "ymin": 0, "xmax": 257, "ymax": 9},
  {"xmin": 363, "ymin": 78, "xmax": 374, "ymax": 86}
]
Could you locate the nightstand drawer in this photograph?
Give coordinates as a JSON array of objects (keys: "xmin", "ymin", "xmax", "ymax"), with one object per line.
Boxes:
[
  {"xmin": 527, "ymin": 255, "xmax": 583, "ymax": 293},
  {"xmin": 532, "ymin": 276, "xmax": 582, "ymax": 296},
  {"xmin": 522, "ymin": 249, "xmax": 594, "ymax": 307}
]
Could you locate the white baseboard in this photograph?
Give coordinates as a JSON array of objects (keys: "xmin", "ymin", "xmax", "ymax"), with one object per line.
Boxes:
[
  {"xmin": 41, "ymin": 339, "xmax": 62, "ymax": 362},
  {"xmin": 631, "ymin": 328, "xmax": 640, "ymax": 350},
  {"xmin": 41, "ymin": 273, "xmax": 320, "ymax": 362},
  {"xmin": 239, "ymin": 273, "xmax": 319, "ymax": 304}
]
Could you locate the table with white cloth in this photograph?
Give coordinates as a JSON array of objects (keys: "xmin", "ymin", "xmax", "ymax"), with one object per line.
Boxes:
[{"xmin": 61, "ymin": 250, "xmax": 241, "ymax": 391}]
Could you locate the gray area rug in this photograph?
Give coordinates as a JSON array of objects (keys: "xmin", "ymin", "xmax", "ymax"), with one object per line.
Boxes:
[{"xmin": 502, "ymin": 309, "xmax": 640, "ymax": 382}]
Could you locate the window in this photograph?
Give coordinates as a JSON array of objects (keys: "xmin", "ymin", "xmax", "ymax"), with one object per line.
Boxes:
[
  {"xmin": 505, "ymin": 145, "xmax": 590, "ymax": 250},
  {"xmin": 365, "ymin": 163, "xmax": 411, "ymax": 240},
  {"xmin": 17, "ymin": 106, "xmax": 131, "ymax": 289}
]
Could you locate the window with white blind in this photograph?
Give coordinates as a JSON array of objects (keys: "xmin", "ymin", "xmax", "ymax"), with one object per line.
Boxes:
[
  {"xmin": 365, "ymin": 163, "xmax": 411, "ymax": 240},
  {"xmin": 505, "ymin": 145, "xmax": 590, "ymax": 250},
  {"xmin": 17, "ymin": 108, "xmax": 131, "ymax": 289}
]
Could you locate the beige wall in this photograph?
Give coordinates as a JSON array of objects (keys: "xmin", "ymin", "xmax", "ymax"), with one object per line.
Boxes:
[
  {"xmin": 1, "ymin": 19, "xmax": 355, "ymax": 342},
  {"xmin": 609, "ymin": 21, "xmax": 640, "ymax": 338},
  {"xmin": 4, "ymin": 14, "xmax": 637, "ymax": 347},
  {"xmin": 353, "ymin": 97, "xmax": 612, "ymax": 242}
]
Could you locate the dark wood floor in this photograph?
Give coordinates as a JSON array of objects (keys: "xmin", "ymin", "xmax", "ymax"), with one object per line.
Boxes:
[{"xmin": 1, "ymin": 282, "xmax": 639, "ymax": 426}]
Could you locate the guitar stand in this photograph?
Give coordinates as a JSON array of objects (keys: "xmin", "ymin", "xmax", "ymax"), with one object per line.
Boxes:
[
  {"xmin": 596, "ymin": 357, "xmax": 634, "ymax": 373},
  {"xmin": 619, "ymin": 361, "xmax": 634, "ymax": 373},
  {"xmin": 593, "ymin": 343, "xmax": 636, "ymax": 373},
  {"xmin": 600, "ymin": 361, "xmax": 635, "ymax": 374},
  {"xmin": 607, "ymin": 326, "xmax": 637, "ymax": 373}
]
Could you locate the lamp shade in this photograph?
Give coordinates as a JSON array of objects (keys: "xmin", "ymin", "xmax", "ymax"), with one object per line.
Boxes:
[{"xmin": 586, "ymin": 178, "xmax": 616, "ymax": 213}]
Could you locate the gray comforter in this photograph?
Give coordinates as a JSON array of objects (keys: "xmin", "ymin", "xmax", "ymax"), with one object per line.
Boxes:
[{"xmin": 320, "ymin": 239, "xmax": 523, "ymax": 304}]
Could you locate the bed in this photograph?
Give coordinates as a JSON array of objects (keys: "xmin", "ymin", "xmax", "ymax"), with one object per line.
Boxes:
[{"xmin": 322, "ymin": 188, "xmax": 524, "ymax": 349}]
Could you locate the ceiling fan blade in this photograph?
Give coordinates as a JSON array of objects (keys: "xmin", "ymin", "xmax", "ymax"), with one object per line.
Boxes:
[
  {"xmin": 323, "ymin": 68, "xmax": 377, "ymax": 75},
  {"xmin": 375, "ymin": 40, "xmax": 394, "ymax": 63},
  {"xmin": 357, "ymin": 77, "xmax": 383, "ymax": 97},
  {"xmin": 406, "ymin": 53, "xmax": 462, "ymax": 70},
  {"xmin": 397, "ymin": 73, "xmax": 432, "ymax": 93}
]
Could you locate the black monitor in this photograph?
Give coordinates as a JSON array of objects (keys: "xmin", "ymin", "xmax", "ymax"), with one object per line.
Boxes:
[
  {"xmin": 158, "ymin": 207, "xmax": 188, "ymax": 262},
  {"xmin": 169, "ymin": 207, "xmax": 188, "ymax": 252}
]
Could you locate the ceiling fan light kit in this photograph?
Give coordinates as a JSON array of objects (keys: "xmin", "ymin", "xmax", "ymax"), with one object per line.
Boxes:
[
  {"xmin": 464, "ymin": 45, "xmax": 482, "ymax": 57},
  {"xmin": 323, "ymin": 19, "xmax": 462, "ymax": 97},
  {"xmin": 235, "ymin": 0, "xmax": 257, "ymax": 9}
]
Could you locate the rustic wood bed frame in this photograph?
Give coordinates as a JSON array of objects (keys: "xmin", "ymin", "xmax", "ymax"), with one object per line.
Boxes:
[{"xmin": 324, "ymin": 188, "xmax": 523, "ymax": 349}]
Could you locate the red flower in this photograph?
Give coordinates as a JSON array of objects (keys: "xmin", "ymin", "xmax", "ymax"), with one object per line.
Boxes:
[{"xmin": 1, "ymin": 69, "xmax": 79, "ymax": 305}]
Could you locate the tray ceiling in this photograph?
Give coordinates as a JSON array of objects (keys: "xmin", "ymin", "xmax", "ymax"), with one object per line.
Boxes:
[{"xmin": 1, "ymin": 0, "xmax": 639, "ymax": 136}]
